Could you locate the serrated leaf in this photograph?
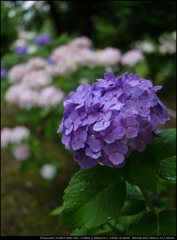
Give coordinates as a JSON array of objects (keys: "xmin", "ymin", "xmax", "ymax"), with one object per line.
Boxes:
[
  {"xmin": 120, "ymin": 200, "xmax": 146, "ymax": 216},
  {"xmin": 58, "ymin": 165, "xmax": 126, "ymax": 230},
  {"xmin": 150, "ymin": 129, "xmax": 176, "ymax": 181},
  {"xmin": 125, "ymin": 183, "xmax": 144, "ymax": 201},
  {"xmin": 122, "ymin": 145, "xmax": 158, "ymax": 194},
  {"xmin": 150, "ymin": 129, "xmax": 176, "ymax": 161},
  {"xmin": 127, "ymin": 210, "xmax": 176, "ymax": 236},
  {"xmin": 158, "ymin": 156, "xmax": 176, "ymax": 180}
]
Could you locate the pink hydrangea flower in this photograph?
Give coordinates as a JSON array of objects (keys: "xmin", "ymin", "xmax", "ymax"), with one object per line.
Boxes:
[
  {"xmin": 46, "ymin": 58, "xmax": 77, "ymax": 76},
  {"xmin": 38, "ymin": 86, "xmax": 64, "ymax": 108},
  {"xmin": 18, "ymin": 88, "xmax": 39, "ymax": 110},
  {"xmin": 95, "ymin": 47, "xmax": 121, "ymax": 66},
  {"xmin": 69, "ymin": 36, "xmax": 92, "ymax": 48},
  {"xmin": 12, "ymin": 143, "xmax": 30, "ymax": 161},
  {"xmin": 21, "ymin": 70, "xmax": 52, "ymax": 89},
  {"xmin": 5, "ymin": 83, "xmax": 27, "ymax": 104},
  {"xmin": 26, "ymin": 57, "xmax": 47, "ymax": 71},
  {"xmin": 8, "ymin": 64, "xmax": 27, "ymax": 83},
  {"xmin": 1, "ymin": 127, "xmax": 12, "ymax": 148},
  {"xmin": 10, "ymin": 126, "xmax": 30, "ymax": 144},
  {"xmin": 75, "ymin": 48, "xmax": 96, "ymax": 67},
  {"xmin": 50, "ymin": 45, "xmax": 71, "ymax": 62}
]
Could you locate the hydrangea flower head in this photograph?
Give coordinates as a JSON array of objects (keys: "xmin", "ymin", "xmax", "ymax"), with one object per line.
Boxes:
[
  {"xmin": 1, "ymin": 69, "xmax": 7, "ymax": 79},
  {"xmin": 10, "ymin": 126, "xmax": 30, "ymax": 144},
  {"xmin": 39, "ymin": 164, "xmax": 57, "ymax": 180},
  {"xmin": 8, "ymin": 63, "xmax": 27, "ymax": 83},
  {"xmin": 57, "ymin": 72, "xmax": 170, "ymax": 169},
  {"xmin": 1, "ymin": 127, "xmax": 11, "ymax": 147},
  {"xmin": 1, "ymin": 126, "xmax": 30, "ymax": 147},
  {"xmin": 21, "ymin": 70, "xmax": 52, "ymax": 89},
  {"xmin": 37, "ymin": 86, "xmax": 64, "ymax": 108},
  {"xmin": 120, "ymin": 50, "xmax": 144, "ymax": 67},
  {"xmin": 12, "ymin": 143, "xmax": 30, "ymax": 161},
  {"xmin": 26, "ymin": 57, "xmax": 47, "ymax": 71},
  {"xmin": 35, "ymin": 34, "xmax": 51, "ymax": 46},
  {"xmin": 15, "ymin": 46, "xmax": 27, "ymax": 55}
]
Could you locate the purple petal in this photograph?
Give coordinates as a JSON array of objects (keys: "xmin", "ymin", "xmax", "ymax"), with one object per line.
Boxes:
[
  {"xmin": 85, "ymin": 147, "xmax": 101, "ymax": 159},
  {"xmin": 109, "ymin": 152, "xmax": 125, "ymax": 165},
  {"xmin": 93, "ymin": 120, "xmax": 111, "ymax": 131},
  {"xmin": 62, "ymin": 134, "xmax": 71, "ymax": 149},
  {"xmin": 65, "ymin": 124, "xmax": 73, "ymax": 135},
  {"xmin": 88, "ymin": 138, "xmax": 103, "ymax": 152},
  {"xmin": 126, "ymin": 126, "xmax": 138, "ymax": 138},
  {"xmin": 57, "ymin": 122, "xmax": 63, "ymax": 133},
  {"xmin": 74, "ymin": 150, "xmax": 98, "ymax": 169}
]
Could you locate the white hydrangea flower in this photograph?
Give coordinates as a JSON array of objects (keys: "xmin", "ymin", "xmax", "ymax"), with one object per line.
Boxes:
[
  {"xmin": 120, "ymin": 49, "xmax": 144, "ymax": 67},
  {"xmin": 39, "ymin": 164, "xmax": 57, "ymax": 180},
  {"xmin": 134, "ymin": 41, "xmax": 156, "ymax": 53}
]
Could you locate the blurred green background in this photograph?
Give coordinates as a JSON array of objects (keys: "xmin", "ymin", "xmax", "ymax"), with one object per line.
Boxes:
[{"xmin": 1, "ymin": 1, "xmax": 176, "ymax": 236}]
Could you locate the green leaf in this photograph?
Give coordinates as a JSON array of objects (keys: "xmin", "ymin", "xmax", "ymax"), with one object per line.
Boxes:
[
  {"xmin": 150, "ymin": 129, "xmax": 176, "ymax": 181},
  {"xmin": 115, "ymin": 211, "xmax": 145, "ymax": 232},
  {"xmin": 57, "ymin": 165, "xmax": 126, "ymax": 230},
  {"xmin": 125, "ymin": 183, "xmax": 144, "ymax": 201},
  {"xmin": 158, "ymin": 156, "xmax": 176, "ymax": 180},
  {"xmin": 50, "ymin": 206, "xmax": 64, "ymax": 216},
  {"xmin": 39, "ymin": 108, "xmax": 51, "ymax": 118},
  {"xmin": 127, "ymin": 210, "xmax": 176, "ymax": 236},
  {"xmin": 122, "ymin": 145, "xmax": 158, "ymax": 194},
  {"xmin": 150, "ymin": 128, "xmax": 176, "ymax": 161},
  {"xmin": 120, "ymin": 200, "xmax": 146, "ymax": 216}
]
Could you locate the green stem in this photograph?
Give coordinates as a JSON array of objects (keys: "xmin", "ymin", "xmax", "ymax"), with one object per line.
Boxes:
[{"xmin": 139, "ymin": 187, "xmax": 156, "ymax": 214}]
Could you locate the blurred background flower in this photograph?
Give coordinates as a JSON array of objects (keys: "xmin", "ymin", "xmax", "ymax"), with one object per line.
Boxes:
[
  {"xmin": 39, "ymin": 164, "xmax": 57, "ymax": 180},
  {"xmin": 14, "ymin": 45, "xmax": 27, "ymax": 55},
  {"xmin": 35, "ymin": 34, "xmax": 51, "ymax": 46},
  {"xmin": 1, "ymin": 69, "xmax": 7, "ymax": 79},
  {"xmin": 12, "ymin": 143, "xmax": 30, "ymax": 161}
]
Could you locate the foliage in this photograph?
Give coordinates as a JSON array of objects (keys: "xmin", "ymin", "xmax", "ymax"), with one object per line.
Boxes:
[
  {"xmin": 1, "ymin": 1, "xmax": 18, "ymax": 56},
  {"xmin": 51, "ymin": 129, "xmax": 176, "ymax": 236}
]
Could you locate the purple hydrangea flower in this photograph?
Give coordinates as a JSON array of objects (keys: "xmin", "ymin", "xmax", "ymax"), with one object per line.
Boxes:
[
  {"xmin": 57, "ymin": 72, "xmax": 170, "ymax": 169},
  {"xmin": 1, "ymin": 69, "xmax": 7, "ymax": 79},
  {"xmin": 35, "ymin": 34, "xmax": 51, "ymax": 46},
  {"xmin": 15, "ymin": 46, "xmax": 27, "ymax": 56},
  {"xmin": 46, "ymin": 57, "xmax": 55, "ymax": 65}
]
